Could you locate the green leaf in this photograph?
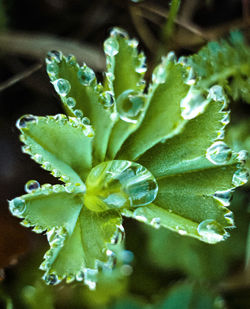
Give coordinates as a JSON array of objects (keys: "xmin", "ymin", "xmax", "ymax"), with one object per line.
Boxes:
[
  {"xmin": 138, "ymin": 86, "xmax": 229, "ymax": 177},
  {"xmin": 46, "ymin": 51, "xmax": 114, "ymax": 164},
  {"xmin": 9, "ymin": 183, "xmax": 121, "ymax": 286},
  {"xmin": 117, "ymin": 55, "xmax": 190, "ymax": 161},
  {"xmin": 17, "ymin": 114, "xmax": 93, "ymax": 183},
  {"xmin": 183, "ymin": 31, "xmax": 250, "ymax": 103},
  {"xmin": 104, "ymin": 28, "xmax": 147, "ymax": 159}
]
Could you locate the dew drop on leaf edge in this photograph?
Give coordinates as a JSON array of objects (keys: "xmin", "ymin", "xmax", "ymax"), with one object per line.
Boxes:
[
  {"xmin": 25, "ymin": 180, "xmax": 40, "ymax": 193},
  {"xmin": 53, "ymin": 78, "xmax": 71, "ymax": 97},
  {"xmin": 16, "ymin": 115, "xmax": 37, "ymax": 129},
  {"xmin": 197, "ymin": 219, "xmax": 227, "ymax": 244},
  {"xmin": 206, "ymin": 141, "xmax": 232, "ymax": 165}
]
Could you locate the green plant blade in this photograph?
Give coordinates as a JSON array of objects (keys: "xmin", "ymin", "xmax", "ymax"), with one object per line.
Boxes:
[
  {"xmin": 104, "ymin": 28, "xmax": 146, "ymax": 159},
  {"xmin": 9, "ymin": 184, "xmax": 84, "ymax": 231},
  {"xmin": 183, "ymin": 31, "xmax": 250, "ymax": 103},
  {"xmin": 46, "ymin": 52, "xmax": 114, "ymax": 164},
  {"xmin": 138, "ymin": 86, "xmax": 229, "ymax": 178},
  {"xmin": 117, "ymin": 56, "xmax": 190, "ymax": 161},
  {"xmin": 17, "ymin": 115, "xmax": 93, "ymax": 183},
  {"xmin": 42, "ymin": 207, "xmax": 121, "ymax": 286}
]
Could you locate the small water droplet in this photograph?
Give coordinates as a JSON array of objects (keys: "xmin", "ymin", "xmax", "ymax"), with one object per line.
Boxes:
[
  {"xmin": 25, "ymin": 180, "xmax": 40, "ymax": 193},
  {"xmin": 117, "ymin": 89, "xmax": 145, "ymax": 123},
  {"xmin": 99, "ymin": 91, "xmax": 114, "ymax": 108},
  {"xmin": 65, "ymin": 274, "xmax": 75, "ymax": 283},
  {"xmin": 9, "ymin": 198, "xmax": 26, "ymax": 217},
  {"xmin": 53, "ymin": 184, "xmax": 63, "ymax": 193},
  {"xmin": 74, "ymin": 109, "xmax": 83, "ymax": 118},
  {"xmin": 46, "ymin": 62, "xmax": 59, "ymax": 76},
  {"xmin": 237, "ymin": 150, "xmax": 248, "ymax": 164},
  {"xmin": 181, "ymin": 88, "xmax": 209, "ymax": 120},
  {"xmin": 33, "ymin": 154, "xmax": 43, "ymax": 164},
  {"xmin": 52, "ymin": 169, "xmax": 61, "ymax": 177},
  {"xmin": 53, "ymin": 78, "xmax": 71, "ymax": 97},
  {"xmin": 111, "ymin": 225, "xmax": 125, "ymax": 244},
  {"xmin": 152, "ymin": 63, "xmax": 167, "ymax": 84},
  {"xmin": 16, "ymin": 115, "xmax": 37, "ymax": 129},
  {"xmin": 66, "ymin": 97, "xmax": 76, "ymax": 108},
  {"xmin": 150, "ymin": 217, "xmax": 161, "ymax": 229},
  {"xmin": 42, "ymin": 162, "xmax": 52, "ymax": 171},
  {"xmin": 136, "ymin": 62, "xmax": 147, "ymax": 74},
  {"xmin": 213, "ymin": 189, "xmax": 233, "ymax": 206},
  {"xmin": 76, "ymin": 271, "xmax": 84, "ymax": 282},
  {"xmin": 84, "ymin": 269, "xmax": 97, "ymax": 290},
  {"xmin": 120, "ymin": 264, "xmax": 133, "ymax": 276},
  {"xmin": 104, "ymin": 37, "xmax": 119, "ymax": 56},
  {"xmin": 78, "ymin": 65, "xmax": 95, "ymax": 86},
  {"xmin": 47, "ymin": 50, "xmax": 62, "ymax": 63},
  {"xmin": 82, "ymin": 117, "xmax": 90, "ymax": 125},
  {"xmin": 65, "ymin": 183, "xmax": 75, "ymax": 193},
  {"xmin": 85, "ymin": 160, "xmax": 158, "ymax": 212},
  {"xmin": 208, "ymin": 85, "xmax": 226, "ymax": 102},
  {"xmin": 232, "ymin": 168, "xmax": 249, "ymax": 186},
  {"xmin": 185, "ymin": 67, "xmax": 196, "ymax": 85},
  {"xmin": 197, "ymin": 219, "xmax": 227, "ymax": 244},
  {"xmin": 206, "ymin": 141, "xmax": 232, "ymax": 165},
  {"xmin": 110, "ymin": 27, "xmax": 129, "ymax": 39},
  {"xmin": 66, "ymin": 54, "xmax": 77, "ymax": 66},
  {"xmin": 43, "ymin": 273, "xmax": 60, "ymax": 285},
  {"xmin": 178, "ymin": 229, "xmax": 187, "ymax": 235},
  {"xmin": 166, "ymin": 51, "xmax": 176, "ymax": 63}
]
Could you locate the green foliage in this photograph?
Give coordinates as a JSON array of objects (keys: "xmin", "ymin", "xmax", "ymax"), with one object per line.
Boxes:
[
  {"xmin": 182, "ymin": 31, "xmax": 250, "ymax": 103},
  {"xmin": 9, "ymin": 28, "xmax": 249, "ymax": 287}
]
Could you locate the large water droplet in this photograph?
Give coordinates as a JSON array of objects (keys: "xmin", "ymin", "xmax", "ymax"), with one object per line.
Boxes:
[
  {"xmin": 213, "ymin": 189, "xmax": 233, "ymax": 206},
  {"xmin": 78, "ymin": 65, "xmax": 95, "ymax": 86},
  {"xmin": 47, "ymin": 50, "xmax": 62, "ymax": 63},
  {"xmin": 104, "ymin": 37, "xmax": 119, "ymax": 56},
  {"xmin": 232, "ymin": 168, "xmax": 249, "ymax": 186},
  {"xmin": 197, "ymin": 219, "xmax": 227, "ymax": 244},
  {"xmin": 206, "ymin": 141, "xmax": 232, "ymax": 165},
  {"xmin": 25, "ymin": 180, "xmax": 40, "ymax": 193},
  {"xmin": 208, "ymin": 85, "xmax": 226, "ymax": 103},
  {"xmin": 116, "ymin": 89, "xmax": 146, "ymax": 123},
  {"xmin": 85, "ymin": 160, "xmax": 158, "ymax": 212},
  {"xmin": 16, "ymin": 115, "xmax": 37, "ymax": 129},
  {"xmin": 53, "ymin": 78, "xmax": 71, "ymax": 96},
  {"xmin": 181, "ymin": 88, "xmax": 209, "ymax": 119},
  {"xmin": 9, "ymin": 198, "xmax": 26, "ymax": 217}
]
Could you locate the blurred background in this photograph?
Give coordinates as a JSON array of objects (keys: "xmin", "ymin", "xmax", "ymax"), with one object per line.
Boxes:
[{"xmin": 0, "ymin": 0, "xmax": 249, "ymax": 308}]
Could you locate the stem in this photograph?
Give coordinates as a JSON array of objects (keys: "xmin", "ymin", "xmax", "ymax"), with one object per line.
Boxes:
[{"xmin": 162, "ymin": 0, "xmax": 181, "ymax": 44}]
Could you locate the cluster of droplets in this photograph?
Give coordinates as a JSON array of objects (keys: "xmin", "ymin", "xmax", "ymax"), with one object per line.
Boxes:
[{"xmin": 84, "ymin": 160, "xmax": 158, "ymax": 212}]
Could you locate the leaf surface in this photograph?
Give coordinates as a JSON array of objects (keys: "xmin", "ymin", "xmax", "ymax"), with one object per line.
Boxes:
[{"xmin": 18, "ymin": 115, "xmax": 93, "ymax": 183}]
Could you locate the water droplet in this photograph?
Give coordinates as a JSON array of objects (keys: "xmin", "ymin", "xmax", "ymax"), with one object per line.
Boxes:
[
  {"xmin": 16, "ymin": 115, "xmax": 37, "ymax": 129},
  {"xmin": 116, "ymin": 89, "xmax": 146, "ymax": 123},
  {"xmin": 181, "ymin": 88, "xmax": 209, "ymax": 120},
  {"xmin": 99, "ymin": 91, "xmax": 114, "ymax": 108},
  {"xmin": 111, "ymin": 225, "xmax": 125, "ymax": 244},
  {"xmin": 33, "ymin": 154, "xmax": 43, "ymax": 163},
  {"xmin": 232, "ymin": 168, "xmax": 249, "ymax": 186},
  {"xmin": 135, "ymin": 62, "xmax": 147, "ymax": 74},
  {"xmin": 206, "ymin": 141, "xmax": 232, "ymax": 165},
  {"xmin": 197, "ymin": 219, "xmax": 227, "ymax": 244},
  {"xmin": 120, "ymin": 264, "xmax": 133, "ymax": 276},
  {"xmin": 46, "ymin": 62, "xmax": 59, "ymax": 76},
  {"xmin": 85, "ymin": 160, "xmax": 158, "ymax": 212},
  {"xmin": 110, "ymin": 27, "xmax": 129, "ymax": 39},
  {"xmin": 25, "ymin": 180, "xmax": 40, "ymax": 193},
  {"xmin": 9, "ymin": 198, "xmax": 26, "ymax": 217},
  {"xmin": 152, "ymin": 63, "xmax": 167, "ymax": 84},
  {"xmin": 213, "ymin": 189, "xmax": 233, "ymax": 206},
  {"xmin": 53, "ymin": 78, "xmax": 71, "ymax": 97},
  {"xmin": 78, "ymin": 65, "xmax": 95, "ymax": 86},
  {"xmin": 221, "ymin": 113, "xmax": 230, "ymax": 125},
  {"xmin": 237, "ymin": 150, "xmax": 248, "ymax": 163},
  {"xmin": 150, "ymin": 217, "xmax": 161, "ymax": 229},
  {"xmin": 76, "ymin": 271, "xmax": 84, "ymax": 282},
  {"xmin": 66, "ymin": 274, "xmax": 75, "ymax": 283},
  {"xmin": 84, "ymin": 269, "xmax": 97, "ymax": 290},
  {"xmin": 178, "ymin": 229, "xmax": 187, "ymax": 235},
  {"xmin": 53, "ymin": 184, "xmax": 63, "ymax": 193},
  {"xmin": 166, "ymin": 51, "xmax": 176, "ymax": 63},
  {"xmin": 185, "ymin": 67, "xmax": 196, "ymax": 85},
  {"xmin": 120, "ymin": 250, "xmax": 134, "ymax": 264},
  {"xmin": 208, "ymin": 85, "xmax": 226, "ymax": 102},
  {"xmin": 42, "ymin": 162, "xmax": 52, "ymax": 171},
  {"xmin": 74, "ymin": 109, "xmax": 83, "ymax": 118},
  {"xmin": 104, "ymin": 37, "xmax": 119, "ymax": 56},
  {"xmin": 134, "ymin": 215, "xmax": 148, "ymax": 223},
  {"xmin": 66, "ymin": 97, "xmax": 76, "ymax": 108},
  {"xmin": 52, "ymin": 169, "xmax": 61, "ymax": 177},
  {"xmin": 66, "ymin": 54, "xmax": 77, "ymax": 66},
  {"xmin": 82, "ymin": 117, "xmax": 90, "ymax": 125},
  {"xmin": 47, "ymin": 50, "xmax": 62, "ymax": 63},
  {"xmin": 43, "ymin": 273, "xmax": 60, "ymax": 285}
]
